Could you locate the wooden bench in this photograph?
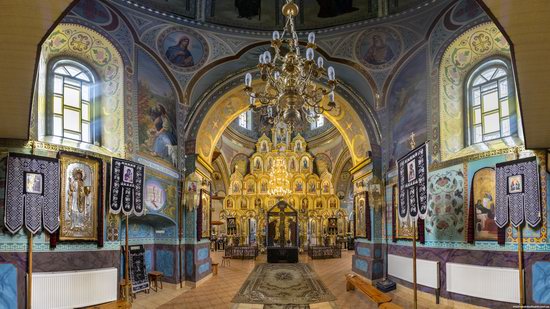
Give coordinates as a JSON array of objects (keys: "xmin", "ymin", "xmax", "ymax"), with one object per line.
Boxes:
[
  {"xmin": 345, "ymin": 274, "xmax": 393, "ymax": 305},
  {"xmin": 379, "ymin": 302, "xmax": 403, "ymax": 309}
]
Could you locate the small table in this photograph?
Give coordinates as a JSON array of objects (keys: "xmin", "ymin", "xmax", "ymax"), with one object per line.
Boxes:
[
  {"xmin": 148, "ymin": 271, "xmax": 164, "ymax": 292},
  {"xmin": 212, "ymin": 263, "xmax": 219, "ymax": 275}
]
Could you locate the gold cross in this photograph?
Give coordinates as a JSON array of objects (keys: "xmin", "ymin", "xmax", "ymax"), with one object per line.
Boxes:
[{"xmin": 409, "ymin": 132, "xmax": 416, "ymax": 150}]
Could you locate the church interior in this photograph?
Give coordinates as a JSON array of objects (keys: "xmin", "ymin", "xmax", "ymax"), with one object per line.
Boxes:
[{"xmin": 0, "ymin": 0, "xmax": 549, "ymax": 308}]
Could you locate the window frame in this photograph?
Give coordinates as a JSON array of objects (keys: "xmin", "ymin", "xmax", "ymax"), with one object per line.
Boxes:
[
  {"xmin": 238, "ymin": 110, "xmax": 252, "ymax": 130},
  {"xmin": 464, "ymin": 57, "xmax": 517, "ymax": 146},
  {"xmin": 46, "ymin": 58, "xmax": 101, "ymax": 145},
  {"xmin": 310, "ymin": 114, "xmax": 325, "ymax": 130}
]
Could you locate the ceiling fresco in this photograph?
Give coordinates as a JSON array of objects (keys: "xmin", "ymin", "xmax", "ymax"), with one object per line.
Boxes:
[
  {"xmin": 45, "ymin": 0, "xmax": 492, "ymax": 176},
  {"xmin": 125, "ymin": 0, "xmax": 432, "ymax": 30}
]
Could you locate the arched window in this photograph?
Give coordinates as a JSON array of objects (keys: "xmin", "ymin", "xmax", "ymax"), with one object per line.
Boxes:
[
  {"xmin": 238, "ymin": 110, "xmax": 252, "ymax": 130},
  {"xmin": 48, "ymin": 60, "xmax": 96, "ymax": 143},
  {"xmin": 310, "ymin": 115, "xmax": 324, "ymax": 129},
  {"xmin": 466, "ymin": 59, "xmax": 516, "ymax": 145}
]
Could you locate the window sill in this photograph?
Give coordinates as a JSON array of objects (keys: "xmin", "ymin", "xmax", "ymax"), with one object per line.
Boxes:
[
  {"xmin": 39, "ymin": 136, "xmax": 120, "ymax": 157},
  {"xmin": 441, "ymin": 135, "xmax": 524, "ymax": 162}
]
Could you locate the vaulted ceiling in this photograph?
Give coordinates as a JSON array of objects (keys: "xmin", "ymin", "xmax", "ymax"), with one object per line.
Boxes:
[{"xmin": 0, "ymin": 0, "xmax": 549, "ymax": 150}]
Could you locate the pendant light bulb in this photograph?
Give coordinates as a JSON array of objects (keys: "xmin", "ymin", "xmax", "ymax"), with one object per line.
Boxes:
[{"xmin": 245, "ymin": 73, "xmax": 252, "ymax": 87}]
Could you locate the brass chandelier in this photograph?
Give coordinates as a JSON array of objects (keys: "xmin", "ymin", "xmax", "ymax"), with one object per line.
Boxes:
[
  {"xmin": 243, "ymin": 0, "xmax": 337, "ymax": 129},
  {"xmin": 268, "ymin": 156, "xmax": 292, "ymax": 198}
]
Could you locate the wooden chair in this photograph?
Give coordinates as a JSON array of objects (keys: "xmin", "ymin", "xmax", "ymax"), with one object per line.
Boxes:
[
  {"xmin": 148, "ymin": 271, "xmax": 164, "ymax": 292},
  {"xmin": 221, "ymin": 255, "xmax": 231, "ymax": 266}
]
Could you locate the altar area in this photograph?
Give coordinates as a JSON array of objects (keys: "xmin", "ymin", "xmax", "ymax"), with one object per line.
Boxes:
[{"xmin": 266, "ymin": 201, "xmax": 299, "ymax": 263}]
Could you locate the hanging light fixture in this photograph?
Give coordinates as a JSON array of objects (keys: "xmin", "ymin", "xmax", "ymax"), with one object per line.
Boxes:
[
  {"xmin": 243, "ymin": 0, "xmax": 337, "ymax": 130},
  {"xmin": 268, "ymin": 155, "xmax": 292, "ymax": 198}
]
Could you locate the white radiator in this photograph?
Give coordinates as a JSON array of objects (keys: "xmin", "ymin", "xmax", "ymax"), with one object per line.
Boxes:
[
  {"xmin": 31, "ymin": 267, "xmax": 118, "ymax": 309},
  {"xmin": 388, "ymin": 254, "xmax": 440, "ymax": 289},
  {"xmin": 446, "ymin": 262, "xmax": 519, "ymax": 303}
]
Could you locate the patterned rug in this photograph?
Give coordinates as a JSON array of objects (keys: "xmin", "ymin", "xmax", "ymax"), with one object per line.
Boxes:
[{"xmin": 231, "ymin": 263, "xmax": 336, "ymax": 306}]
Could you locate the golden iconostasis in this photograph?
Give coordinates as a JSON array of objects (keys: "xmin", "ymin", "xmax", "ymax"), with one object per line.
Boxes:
[{"xmin": 219, "ymin": 125, "xmax": 349, "ymax": 247}]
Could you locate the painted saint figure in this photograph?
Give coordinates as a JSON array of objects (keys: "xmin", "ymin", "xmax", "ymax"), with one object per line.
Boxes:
[
  {"xmin": 68, "ymin": 169, "xmax": 91, "ymax": 230},
  {"xmin": 165, "ymin": 36, "xmax": 194, "ymax": 67},
  {"xmin": 365, "ymin": 34, "xmax": 394, "ymax": 65},
  {"xmin": 301, "ymin": 198, "xmax": 308, "ymax": 212},
  {"xmin": 309, "ymin": 182, "xmax": 316, "ymax": 193},
  {"xmin": 475, "ymin": 193, "xmax": 497, "ymax": 234},
  {"xmin": 148, "ymin": 103, "xmax": 177, "ymax": 163},
  {"xmin": 358, "ymin": 200, "xmax": 365, "ymax": 230}
]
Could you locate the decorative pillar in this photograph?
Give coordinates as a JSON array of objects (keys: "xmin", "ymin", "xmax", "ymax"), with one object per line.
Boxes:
[
  {"xmin": 350, "ymin": 157, "xmax": 384, "ymax": 280},
  {"xmin": 183, "ymin": 155, "xmax": 213, "ymax": 285}
]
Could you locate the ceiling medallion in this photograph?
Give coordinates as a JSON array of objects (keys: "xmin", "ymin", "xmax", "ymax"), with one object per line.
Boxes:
[{"xmin": 243, "ymin": 0, "xmax": 338, "ymax": 131}]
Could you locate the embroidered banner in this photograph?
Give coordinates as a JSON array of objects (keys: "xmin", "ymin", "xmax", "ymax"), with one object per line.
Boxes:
[
  {"xmin": 4, "ymin": 153, "xmax": 60, "ymax": 234},
  {"xmin": 109, "ymin": 158, "xmax": 144, "ymax": 216},
  {"xmin": 397, "ymin": 143, "xmax": 428, "ymax": 221},
  {"xmin": 128, "ymin": 245, "xmax": 149, "ymax": 293},
  {"xmin": 496, "ymin": 156, "xmax": 541, "ymax": 228}
]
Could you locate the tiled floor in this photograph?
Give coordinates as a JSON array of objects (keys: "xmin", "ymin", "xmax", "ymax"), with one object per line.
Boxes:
[{"xmin": 131, "ymin": 250, "xmax": 486, "ymax": 309}]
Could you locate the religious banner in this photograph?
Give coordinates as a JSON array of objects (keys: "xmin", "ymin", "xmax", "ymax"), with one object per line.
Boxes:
[
  {"xmin": 496, "ymin": 157, "xmax": 541, "ymax": 228},
  {"xmin": 397, "ymin": 143, "xmax": 428, "ymax": 221},
  {"xmin": 109, "ymin": 158, "xmax": 145, "ymax": 216},
  {"xmin": 4, "ymin": 153, "xmax": 60, "ymax": 234},
  {"xmin": 128, "ymin": 245, "xmax": 149, "ymax": 293},
  {"xmin": 58, "ymin": 152, "xmax": 102, "ymax": 241}
]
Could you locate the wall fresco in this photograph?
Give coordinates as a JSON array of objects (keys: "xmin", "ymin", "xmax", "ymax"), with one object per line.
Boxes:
[
  {"xmin": 426, "ymin": 164, "xmax": 466, "ymax": 242},
  {"xmin": 137, "ymin": 48, "xmax": 178, "ymax": 167},
  {"xmin": 388, "ymin": 47, "xmax": 428, "ymax": 166}
]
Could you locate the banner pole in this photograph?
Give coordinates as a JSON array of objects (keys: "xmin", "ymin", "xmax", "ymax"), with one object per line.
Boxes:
[
  {"xmin": 412, "ymin": 219, "xmax": 418, "ymax": 309},
  {"xmin": 513, "ymin": 146, "xmax": 524, "ymax": 306},
  {"xmin": 27, "ymin": 232, "xmax": 33, "ymax": 309},
  {"xmin": 125, "ymin": 214, "xmax": 131, "ymax": 303},
  {"xmin": 518, "ymin": 225, "xmax": 524, "ymax": 306},
  {"xmin": 27, "ymin": 141, "xmax": 36, "ymax": 309}
]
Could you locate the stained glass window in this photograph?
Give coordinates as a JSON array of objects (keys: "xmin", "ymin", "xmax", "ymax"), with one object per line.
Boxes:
[
  {"xmin": 468, "ymin": 60, "xmax": 514, "ymax": 144},
  {"xmin": 50, "ymin": 61, "xmax": 95, "ymax": 143}
]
